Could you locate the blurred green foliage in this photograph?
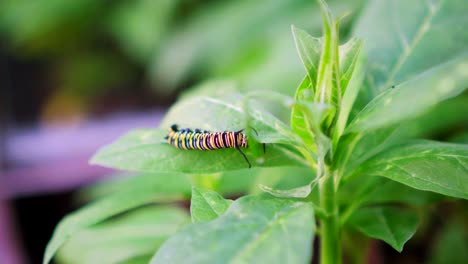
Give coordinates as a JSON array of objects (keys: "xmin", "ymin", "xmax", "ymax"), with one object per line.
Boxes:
[{"xmin": 0, "ymin": 0, "xmax": 364, "ymax": 99}]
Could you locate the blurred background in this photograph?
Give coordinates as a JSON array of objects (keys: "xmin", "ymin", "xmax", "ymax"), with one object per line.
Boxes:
[{"xmin": 0, "ymin": 0, "xmax": 465, "ymax": 264}]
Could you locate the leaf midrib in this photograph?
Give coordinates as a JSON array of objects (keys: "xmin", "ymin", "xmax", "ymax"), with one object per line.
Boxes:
[
  {"xmin": 227, "ymin": 203, "xmax": 307, "ymax": 263},
  {"xmin": 383, "ymin": 0, "xmax": 442, "ymax": 88},
  {"xmin": 375, "ymin": 208, "xmax": 399, "ymax": 249}
]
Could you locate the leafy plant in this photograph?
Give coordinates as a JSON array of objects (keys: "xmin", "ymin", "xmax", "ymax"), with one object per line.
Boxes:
[{"xmin": 44, "ymin": 0, "xmax": 467, "ymax": 263}]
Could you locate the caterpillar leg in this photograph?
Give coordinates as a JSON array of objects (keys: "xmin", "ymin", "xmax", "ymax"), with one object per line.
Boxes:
[{"xmin": 235, "ymin": 147, "xmax": 252, "ymax": 168}]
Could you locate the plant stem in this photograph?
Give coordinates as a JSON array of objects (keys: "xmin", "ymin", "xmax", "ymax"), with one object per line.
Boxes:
[{"xmin": 319, "ymin": 168, "xmax": 341, "ymax": 264}]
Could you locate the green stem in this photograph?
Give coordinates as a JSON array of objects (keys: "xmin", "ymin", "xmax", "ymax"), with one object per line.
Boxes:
[{"xmin": 319, "ymin": 168, "xmax": 341, "ymax": 264}]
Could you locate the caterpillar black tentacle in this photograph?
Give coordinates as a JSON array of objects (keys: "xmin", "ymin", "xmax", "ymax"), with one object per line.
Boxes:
[{"xmin": 165, "ymin": 124, "xmax": 256, "ymax": 168}]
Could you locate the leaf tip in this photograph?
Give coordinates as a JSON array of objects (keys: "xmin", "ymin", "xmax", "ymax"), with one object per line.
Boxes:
[{"xmin": 291, "ymin": 24, "xmax": 297, "ymax": 33}]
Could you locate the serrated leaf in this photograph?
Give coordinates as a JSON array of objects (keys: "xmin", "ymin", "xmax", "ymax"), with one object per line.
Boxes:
[
  {"xmin": 347, "ymin": 206, "xmax": 419, "ymax": 252},
  {"xmin": 43, "ymin": 173, "xmax": 189, "ymax": 264},
  {"xmin": 151, "ymin": 195, "xmax": 315, "ymax": 264},
  {"xmin": 190, "ymin": 187, "xmax": 232, "ymax": 223},
  {"xmin": 358, "ymin": 140, "xmax": 468, "ymax": 199},
  {"xmin": 56, "ymin": 206, "xmax": 189, "ymax": 264},
  {"xmin": 347, "ymin": 55, "xmax": 468, "ymax": 133},
  {"xmin": 353, "ymin": 0, "xmax": 468, "ymax": 92}
]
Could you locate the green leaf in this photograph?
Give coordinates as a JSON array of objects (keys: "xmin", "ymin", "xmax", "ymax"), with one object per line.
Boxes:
[
  {"xmin": 253, "ymin": 164, "xmax": 317, "ymax": 199},
  {"xmin": 358, "ymin": 140, "xmax": 468, "ymax": 199},
  {"xmin": 90, "ymin": 128, "xmax": 307, "ymax": 173},
  {"xmin": 291, "ymin": 76, "xmax": 316, "ymax": 148},
  {"xmin": 347, "ymin": 55, "xmax": 468, "ymax": 133},
  {"xmin": 259, "ymin": 183, "xmax": 314, "ymax": 199},
  {"xmin": 353, "ymin": 0, "xmax": 468, "ymax": 92},
  {"xmin": 333, "ymin": 38, "xmax": 365, "ymax": 148},
  {"xmin": 399, "ymin": 94, "xmax": 468, "ymax": 138},
  {"xmin": 314, "ymin": 0, "xmax": 338, "ymax": 106},
  {"xmin": 334, "ymin": 95, "xmax": 468, "ymax": 179},
  {"xmin": 56, "ymin": 206, "xmax": 189, "ymax": 264},
  {"xmin": 151, "ymin": 195, "xmax": 315, "ymax": 264},
  {"xmin": 339, "ymin": 176, "xmax": 443, "ymax": 225},
  {"xmin": 78, "ymin": 172, "xmax": 192, "ymax": 202},
  {"xmin": 292, "ymin": 25, "xmax": 322, "ymax": 87},
  {"xmin": 347, "ymin": 206, "xmax": 419, "ymax": 252},
  {"xmin": 43, "ymin": 173, "xmax": 189, "ymax": 264},
  {"xmin": 190, "ymin": 187, "xmax": 233, "ymax": 223},
  {"xmin": 340, "ymin": 176, "xmax": 443, "ymax": 207},
  {"xmin": 290, "ymin": 31, "xmax": 365, "ymax": 152},
  {"xmin": 91, "ymin": 82, "xmax": 310, "ymax": 173},
  {"xmin": 163, "ymin": 87, "xmax": 300, "ymax": 145},
  {"xmin": 289, "ymin": 26, "xmax": 321, "ymax": 150},
  {"xmin": 339, "ymin": 38, "xmax": 364, "ymax": 91}
]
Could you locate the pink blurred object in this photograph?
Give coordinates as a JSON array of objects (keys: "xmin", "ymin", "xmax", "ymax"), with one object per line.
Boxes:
[
  {"xmin": 0, "ymin": 201, "xmax": 25, "ymax": 264},
  {"xmin": 1, "ymin": 109, "xmax": 164, "ymax": 198}
]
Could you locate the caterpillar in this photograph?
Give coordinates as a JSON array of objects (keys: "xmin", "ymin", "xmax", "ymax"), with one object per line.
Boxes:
[{"xmin": 164, "ymin": 124, "xmax": 254, "ymax": 168}]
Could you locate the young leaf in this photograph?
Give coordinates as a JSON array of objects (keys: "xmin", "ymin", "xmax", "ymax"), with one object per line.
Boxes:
[
  {"xmin": 332, "ymin": 39, "xmax": 365, "ymax": 148},
  {"xmin": 347, "ymin": 206, "xmax": 419, "ymax": 252},
  {"xmin": 339, "ymin": 38, "xmax": 364, "ymax": 91},
  {"xmin": 290, "ymin": 30, "xmax": 364, "ymax": 152},
  {"xmin": 151, "ymin": 195, "xmax": 315, "ymax": 264},
  {"xmin": 358, "ymin": 140, "xmax": 468, "ymax": 199},
  {"xmin": 353, "ymin": 0, "xmax": 468, "ymax": 92},
  {"xmin": 315, "ymin": 0, "xmax": 338, "ymax": 106},
  {"xmin": 43, "ymin": 173, "xmax": 189, "ymax": 264},
  {"xmin": 190, "ymin": 187, "xmax": 233, "ymax": 223},
  {"xmin": 291, "ymin": 76, "xmax": 316, "ymax": 148},
  {"xmin": 346, "ymin": 55, "xmax": 468, "ymax": 133},
  {"xmin": 90, "ymin": 128, "xmax": 308, "ymax": 173},
  {"xmin": 289, "ymin": 26, "xmax": 322, "ymax": 150},
  {"xmin": 56, "ymin": 206, "xmax": 189, "ymax": 264},
  {"xmin": 291, "ymin": 25, "xmax": 322, "ymax": 87}
]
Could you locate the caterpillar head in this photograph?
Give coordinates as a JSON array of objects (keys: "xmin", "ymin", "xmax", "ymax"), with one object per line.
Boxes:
[{"xmin": 237, "ymin": 132, "xmax": 248, "ymax": 148}]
